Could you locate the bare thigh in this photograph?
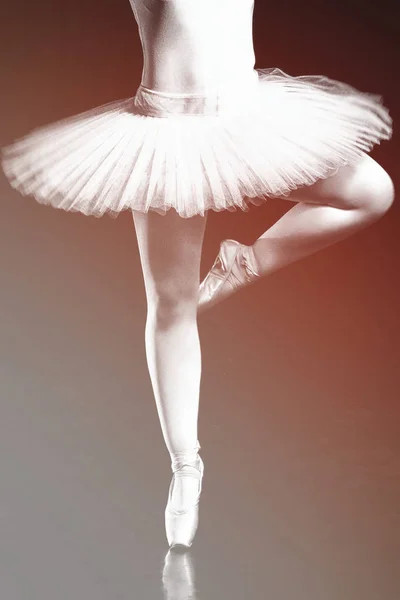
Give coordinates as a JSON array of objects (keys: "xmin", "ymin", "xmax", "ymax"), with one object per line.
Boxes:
[
  {"xmin": 282, "ymin": 154, "xmax": 394, "ymax": 211},
  {"xmin": 132, "ymin": 208, "xmax": 208, "ymax": 306}
]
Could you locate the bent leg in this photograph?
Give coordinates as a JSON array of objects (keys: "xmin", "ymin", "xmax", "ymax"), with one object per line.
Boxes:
[{"xmin": 252, "ymin": 155, "xmax": 395, "ymax": 276}]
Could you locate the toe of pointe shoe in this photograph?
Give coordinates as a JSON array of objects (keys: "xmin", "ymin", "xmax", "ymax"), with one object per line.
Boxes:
[{"xmin": 165, "ymin": 506, "xmax": 199, "ymax": 548}]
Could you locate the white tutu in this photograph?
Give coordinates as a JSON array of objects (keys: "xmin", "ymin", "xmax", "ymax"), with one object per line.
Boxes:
[{"xmin": 1, "ymin": 68, "xmax": 393, "ymax": 219}]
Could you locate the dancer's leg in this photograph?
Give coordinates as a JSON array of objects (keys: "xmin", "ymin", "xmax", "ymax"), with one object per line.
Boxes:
[
  {"xmin": 133, "ymin": 208, "xmax": 207, "ymax": 507},
  {"xmin": 252, "ymin": 155, "xmax": 395, "ymax": 275},
  {"xmin": 198, "ymin": 155, "xmax": 394, "ymax": 313},
  {"xmin": 198, "ymin": 156, "xmax": 394, "ymax": 311}
]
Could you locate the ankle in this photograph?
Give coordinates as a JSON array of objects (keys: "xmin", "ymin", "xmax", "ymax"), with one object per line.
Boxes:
[
  {"xmin": 243, "ymin": 243, "xmax": 262, "ymax": 281},
  {"xmin": 170, "ymin": 442, "xmax": 201, "ymax": 472}
]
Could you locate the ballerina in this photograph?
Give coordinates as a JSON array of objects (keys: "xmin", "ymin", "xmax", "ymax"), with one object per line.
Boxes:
[{"xmin": 1, "ymin": 0, "xmax": 394, "ymax": 549}]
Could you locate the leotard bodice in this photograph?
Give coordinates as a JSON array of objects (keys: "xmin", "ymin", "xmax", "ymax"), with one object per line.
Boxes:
[{"xmin": 129, "ymin": 0, "xmax": 256, "ymax": 93}]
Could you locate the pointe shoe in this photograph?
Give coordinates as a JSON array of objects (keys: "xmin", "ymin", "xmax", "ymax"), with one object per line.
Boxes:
[
  {"xmin": 165, "ymin": 454, "xmax": 204, "ymax": 549},
  {"xmin": 198, "ymin": 239, "xmax": 260, "ymax": 313}
]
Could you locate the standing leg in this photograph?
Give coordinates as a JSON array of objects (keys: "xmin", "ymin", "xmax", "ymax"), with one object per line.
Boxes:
[{"xmin": 132, "ymin": 207, "xmax": 207, "ymax": 542}]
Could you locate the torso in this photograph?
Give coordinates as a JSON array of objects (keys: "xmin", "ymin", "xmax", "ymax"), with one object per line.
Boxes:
[{"xmin": 129, "ymin": 0, "xmax": 256, "ymax": 93}]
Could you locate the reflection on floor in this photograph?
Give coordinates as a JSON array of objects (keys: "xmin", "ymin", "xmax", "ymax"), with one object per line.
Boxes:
[{"xmin": 162, "ymin": 548, "xmax": 197, "ymax": 600}]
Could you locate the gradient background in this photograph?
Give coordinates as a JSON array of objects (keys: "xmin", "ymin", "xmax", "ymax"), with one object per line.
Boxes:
[{"xmin": 0, "ymin": 1, "xmax": 399, "ymax": 599}]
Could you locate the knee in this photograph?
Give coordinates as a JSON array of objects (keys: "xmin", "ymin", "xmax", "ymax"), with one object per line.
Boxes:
[
  {"xmin": 146, "ymin": 285, "xmax": 199, "ymax": 325},
  {"xmin": 355, "ymin": 161, "xmax": 395, "ymax": 220},
  {"xmin": 365, "ymin": 167, "xmax": 395, "ymax": 219}
]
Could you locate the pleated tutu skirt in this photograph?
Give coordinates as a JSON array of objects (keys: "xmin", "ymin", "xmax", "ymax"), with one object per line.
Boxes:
[{"xmin": 1, "ymin": 68, "xmax": 393, "ymax": 219}]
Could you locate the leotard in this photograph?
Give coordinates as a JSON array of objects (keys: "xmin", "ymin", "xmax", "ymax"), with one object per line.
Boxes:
[{"xmin": 129, "ymin": 0, "xmax": 256, "ymax": 93}]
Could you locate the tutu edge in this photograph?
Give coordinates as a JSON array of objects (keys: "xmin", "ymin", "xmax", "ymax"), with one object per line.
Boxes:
[{"xmin": 1, "ymin": 68, "xmax": 393, "ymax": 219}]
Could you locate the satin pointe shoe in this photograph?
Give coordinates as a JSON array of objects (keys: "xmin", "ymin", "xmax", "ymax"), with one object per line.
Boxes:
[
  {"xmin": 198, "ymin": 239, "xmax": 260, "ymax": 313},
  {"xmin": 165, "ymin": 445, "xmax": 204, "ymax": 549}
]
